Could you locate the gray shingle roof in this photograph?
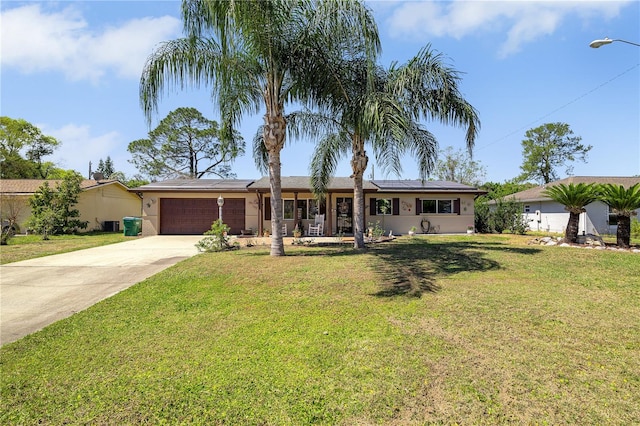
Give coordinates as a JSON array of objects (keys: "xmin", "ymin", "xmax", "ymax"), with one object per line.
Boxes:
[{"xmin": 506, "ymin": 176, "xmax": 640, "ymax": 202}]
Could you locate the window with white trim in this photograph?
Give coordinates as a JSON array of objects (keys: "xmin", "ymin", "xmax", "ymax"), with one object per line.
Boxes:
[{"xmin": 283, "ymin": 198, "xmax": 319, "ymax": 220}]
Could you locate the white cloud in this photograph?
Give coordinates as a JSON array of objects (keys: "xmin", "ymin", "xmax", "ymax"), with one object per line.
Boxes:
[
  {"xmin": 0, "ymin": 4, "xmax": 181, "ymax": 82},
  {"xmin": 42, "ymin": 123, "xmax": 133, "ymax": 176},
  {"xmin": 384, "ymin": 0, "xmax": 632, "ymax": 57}
]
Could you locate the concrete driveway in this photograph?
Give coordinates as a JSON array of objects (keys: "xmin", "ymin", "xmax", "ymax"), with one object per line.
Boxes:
[{"xmin": 0, "ymin": 236, "xmax": 203, "ymax": 346}]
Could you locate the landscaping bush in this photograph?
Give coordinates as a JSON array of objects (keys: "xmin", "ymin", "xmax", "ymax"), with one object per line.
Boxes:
[
  {"xmin": 632, "ymin": 217, "xmax": 640, "ymax": 238},
  {"xmin": 195, "ymin": 220, "xmax": 237, "ymax": 252}
]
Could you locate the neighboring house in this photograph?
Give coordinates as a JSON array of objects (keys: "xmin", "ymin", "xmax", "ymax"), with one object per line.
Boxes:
[
  {"xmin": 0, "ymin": 179, "xmax": 142, "ymax": 233},
  {"xmin": 502, "ymin": 176, "xmax": 640, "ymax": 235},
  {"xmin": 132, "ymin": 177, "xmax": 485, "ymax": 236}
]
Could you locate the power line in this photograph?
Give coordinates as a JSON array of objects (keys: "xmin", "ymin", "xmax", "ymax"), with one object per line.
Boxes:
[{"xmin": 475, "ymin": 63, "xmax": 640, "ymax": 152}]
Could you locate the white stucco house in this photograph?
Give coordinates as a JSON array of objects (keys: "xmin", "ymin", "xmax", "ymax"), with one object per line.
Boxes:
[{"xmin": 505, "ymin": 176, "xmax": 640, "ymax": 235}]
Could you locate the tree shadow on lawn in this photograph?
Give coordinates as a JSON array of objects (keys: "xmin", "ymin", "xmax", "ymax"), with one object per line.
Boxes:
[
  {"xmin": 234, "ymin": 239, "xmax": 542, "ymax": 298},
  {"xmin": 368, "ymin": 239, "xmax": 542, "ymax": 298}
]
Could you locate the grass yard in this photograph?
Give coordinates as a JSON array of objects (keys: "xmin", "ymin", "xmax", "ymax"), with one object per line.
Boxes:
[
  {"xmin": 1, "ymin": 235, "xmax": 639, "ymax": 424},
  {"xmin": 0, "ymin": 232, "xmax": 129, "ymax": 264}
]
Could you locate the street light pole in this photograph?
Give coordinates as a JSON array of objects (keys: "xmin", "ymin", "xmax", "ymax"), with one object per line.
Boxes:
[
  {"xmin": 217, "ymin": 195, "xmax": 224, "ymax": 223},
  {"xmin": 589, "ymin": 37, "xmax": 640, "ymax": 48}
]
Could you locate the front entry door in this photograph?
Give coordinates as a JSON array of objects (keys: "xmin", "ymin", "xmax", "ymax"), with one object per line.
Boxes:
[{"xmin": 336, "ymin": 197, "xmax": 353, "ymax": 234}]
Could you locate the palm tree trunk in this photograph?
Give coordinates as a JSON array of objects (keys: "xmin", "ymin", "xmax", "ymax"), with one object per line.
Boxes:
[
  {"xmin": 264, "ymin": 108, "xmax": 287, "ymax": 256},
  {"xmin": 353, "ymin": 173, "xmax": 365, "ymax": 249},
  {"xmin": 616, "ymin": 214, "xmax": 631, "ymax": 248},
  {"xmin": 351, "ymin": 135, "xmax": 368, "ymax": 249},
  {"xmin": 565, "ymin": 211, "xmax": 580, "ymax": 243}
]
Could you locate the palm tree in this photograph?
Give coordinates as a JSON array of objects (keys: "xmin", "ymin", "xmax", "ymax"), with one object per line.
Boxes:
[
  {"xmin": 286, "ymin": 47, "xmax": 479, "ymax": 248},
  {"xmin": 542, "ymin": 182, "xmax": 598, "ymax": 243},
  {"xmin": 598, "ymin": 183, "xmax": 640, "ymax": 248},
  {"xmin": 140, "ymin": 0, "xmax": 380, "ymax": 256}
]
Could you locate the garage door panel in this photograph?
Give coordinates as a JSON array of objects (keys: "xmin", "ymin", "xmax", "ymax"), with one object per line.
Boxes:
[{"xmin": 160, "ymin": 198, "xmax": 245, "ymax": 235}]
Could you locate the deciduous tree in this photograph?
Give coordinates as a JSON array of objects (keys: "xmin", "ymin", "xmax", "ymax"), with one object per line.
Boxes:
[
  {"xmin": 0, "ymin": 116, "xmax": 60, "ymax": 178},
  {"xmin": 433, "ymin": 146, "xmax": 486, "ymax": 186}
]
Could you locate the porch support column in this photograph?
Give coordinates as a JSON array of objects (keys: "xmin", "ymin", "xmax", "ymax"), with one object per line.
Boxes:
[
  {"xmin": 327, "ymin": 192, "xmax": 333, "ymax": 236},
  {"xmin": 257, "ymin": 191, "xmax": 263, "ymax": 236},
  {"xmin": 294, "ymin": 192, "xmax": 299, "ymax": 226}
]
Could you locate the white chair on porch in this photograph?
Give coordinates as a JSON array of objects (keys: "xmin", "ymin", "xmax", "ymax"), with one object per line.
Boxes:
[{"xmin": 308, "ymin": 214, "xmax": 324, "ymax": 236}]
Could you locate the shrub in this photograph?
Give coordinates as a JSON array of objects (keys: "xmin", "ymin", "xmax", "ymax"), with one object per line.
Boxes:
[
  {"xmin": 474, "ymin": 198, "xmax": 492, "ymax": 233},
  {"xmin": 196, "ymin": 220, "xmax": 237, "ymax": 252},
  {"xmin": 631, "ymin": 217, "xmax": 640, "ymax": 238},
  {"xmin": 476, "ymin": 197, "xmax": 528, "ymax": 235},
  {"xmin": 367, "ymin": 221, "xmax": 385, "ymax": 239},
  {"xmin": 27, "ymin": 173, "xmax": 88, "ymax": 239}
]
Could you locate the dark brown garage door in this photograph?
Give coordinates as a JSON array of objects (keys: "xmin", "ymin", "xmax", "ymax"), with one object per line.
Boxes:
[{"xmin": 160, "ymin": 198, "xmax": 245, "ymax": 235}]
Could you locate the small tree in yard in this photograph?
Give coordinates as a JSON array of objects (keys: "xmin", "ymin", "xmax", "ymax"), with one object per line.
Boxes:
[
  {"xmin": 27, "ymin": 181, "xmax": 57, "ymax": 240},
  {"xmin": 490, "ymin": 197, "xmax": 528, "ymax": 235},
  {"xmin": 28, "ymin": 172, "xmax": 88, "ymax": 239},
  {"xmin": 542, "ymin": 182, "xmax": 598, "ymax": 243},
  {"xmin": 631, "ymin": 218, "xmax": 640, "ymax": 239},
  {"xmin": 598, "ymin": 183, "xmax": 640, "ymax": 248},
  {"xmin": 1, "ymin": 194, "xmax": 25, "ymax": 245},
  {"xmin": 196, "ymin": 220, "xmax": 236, "ymax": 252}
]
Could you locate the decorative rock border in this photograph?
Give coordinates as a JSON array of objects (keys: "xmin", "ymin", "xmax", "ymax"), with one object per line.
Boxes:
[{"xmin": 528, "ymin": 235, "xmax": 640, "ymax": 253}]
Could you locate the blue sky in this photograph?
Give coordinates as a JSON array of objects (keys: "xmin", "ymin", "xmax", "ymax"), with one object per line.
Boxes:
[{"xmin": 2, "ymin": 0, "xmax": 639, "ymax": 184}]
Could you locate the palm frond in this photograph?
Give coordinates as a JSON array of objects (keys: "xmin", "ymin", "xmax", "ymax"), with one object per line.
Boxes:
[
  {"xmin": 309, "ymin": 132, "xmax": 351, "ymax": 196},
  {"xmin": 598, "ymin": 183, "xmax": 640, "ymax": 216},
  {"xmin": 252, "ymin": 126, "xmax": 269, "ymax": 175},
  {"xmin": 542, "ymin": 183, "xmax": 599, "ymax": 213},
  {"xmin": 286, "ymin": 111, "xmax": 343, "ymax": 143}
]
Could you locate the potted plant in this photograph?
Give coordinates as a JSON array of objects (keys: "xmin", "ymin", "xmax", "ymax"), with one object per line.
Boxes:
[
  {"xmin": 467, "ymin": 225, "xmax": 474, "ymax": 234},
  {"xmin": 293, "ymin": 225, "xmax": 302, "ymax": 238},
  {"xmin": 408, "ymin": 226, "xmax": 417, "ymax": 237}
]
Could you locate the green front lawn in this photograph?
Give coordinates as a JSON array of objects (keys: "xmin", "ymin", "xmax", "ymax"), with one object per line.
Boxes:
[
  {"xmin": 2, "ymin": 235, "xmax": 639, "ymax": 424},
  {"xmin": 0, "ymin": 232, "xmax": 130, "ymax": 264}
]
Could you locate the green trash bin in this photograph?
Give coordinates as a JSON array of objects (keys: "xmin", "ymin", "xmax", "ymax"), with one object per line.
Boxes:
[{"xmin": 123, "ymin": 217, "xmax": 142, "ymax": 236}]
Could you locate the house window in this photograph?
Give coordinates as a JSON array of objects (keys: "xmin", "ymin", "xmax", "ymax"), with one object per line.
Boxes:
[
  {"xmin": 284, "ymin": 199, "xmax": 318, "ymax": 220},
  {"xmin": 309, "ymin": 199, "xmax": 319, "ymax": 218},
  {"xmin": 376, "ymin": 198, "xmax": 393, "ymax": 215},
  {"xmin": 421, "ymin": 199, "xmax": 454, "ymax": 214},
  {"xmin": 297, "ymin": 199, "xmax": 308, "ymax": 220},
  {"xmin": 608, "ymin": 206, "xmax": 618, "ymax": 225},
  {"xmin": 438, "ymin": 200, "xmax": 453, "ymax": 214},
  {"xmin": 283, "ymin": 199, "xmax": 295, "ymax": 220},
  {"xmin": 524, "ymin": 205, "xmax": 531, "ymax": 213},
  {"xmin": 422, "ymin": 200, "xmax": 436, "ymax": 213}
]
